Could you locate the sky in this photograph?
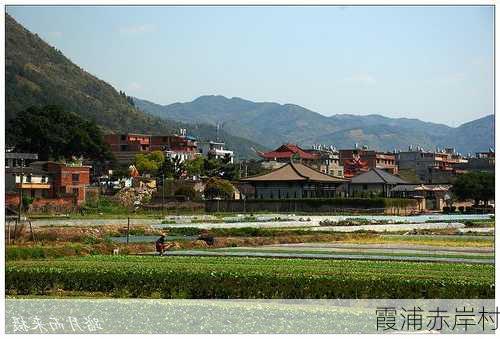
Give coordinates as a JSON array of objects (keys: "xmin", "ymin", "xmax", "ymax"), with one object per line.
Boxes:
[{"xmin": 6, "ymin": 5, "xmax": 494, "ymax": 127}]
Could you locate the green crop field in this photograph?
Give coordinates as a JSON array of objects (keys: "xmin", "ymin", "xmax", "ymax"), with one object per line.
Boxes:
[{"xmin": 6, "ymin": 256, "xmax": 494, "ymax": 299}]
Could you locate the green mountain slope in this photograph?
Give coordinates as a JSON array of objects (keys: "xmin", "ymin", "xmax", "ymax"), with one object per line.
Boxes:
[
  {"xmin": 135, "ymin": 95, "xmax": 493, "ymax": 154},
  {"xmin": 5, "ymin": 14, "xmax": 264, "ymax": 159},
  {"xmin": 437, "ymin": 115, "xmax": 495, "ymax": 155}
]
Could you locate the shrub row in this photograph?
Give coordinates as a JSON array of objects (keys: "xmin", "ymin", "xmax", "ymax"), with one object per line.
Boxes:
[{"xmin": 6, "ymin": 256, "xmax": 494, "ymax": 299}]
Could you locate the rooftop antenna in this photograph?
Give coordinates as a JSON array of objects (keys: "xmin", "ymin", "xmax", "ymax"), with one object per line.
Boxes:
[{"xmin": 216, "ymin": 121, "xmax": 224, "ymax": 142}]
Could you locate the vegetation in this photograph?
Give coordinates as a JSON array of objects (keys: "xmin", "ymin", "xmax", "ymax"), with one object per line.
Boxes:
[
  {"xmin": 452, "ymin": 172, "xmax": 495, "ymax": 206},
  {"xmin": 134, "ymin": 151, "xmax": 165, "ymax": 175},
  {"xmin": 5, "ymin": 14, "xmax": 264, "ymax": 159},
  {"xmin": 6, "ymin": 256, "xmax": 494, "ymax": 298},
  {"xmin": 8, "ymin": 105, "xmax": 114, "ymax": 162},
  {"xmin": 227, "ymin": 198, "xmax": 415, "ymax": 208},
  {"xmin": 81, "ymin": 196, "xmax": 129, "ymax": 215},
  {"xmin": 204, "ymin": 177, "xmax": 235, "ymax": 199},
  {"xmin": 174, "ymin": 185, "xmax": 197, "ymax": 200},
  {"xmin": 134, "ymin": 94, "xmax": 494, "ymax": 155}
]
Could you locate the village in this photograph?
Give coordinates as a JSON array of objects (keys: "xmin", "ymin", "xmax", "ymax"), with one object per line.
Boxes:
[
  {"xmin": 3, "ymin": 6, "xmax": 496, "ymax": 328},
  {"xmin": 5, "ymin": 129, "xmax": 495, "ymax": 216}
]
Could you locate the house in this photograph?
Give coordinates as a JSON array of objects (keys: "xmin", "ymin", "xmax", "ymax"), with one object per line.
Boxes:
[
  {"xmin": 339, "ymin": 146, "xmax": 398, "ymax": 177},
  {"xmin": 5, "ymin": 166, "xmax": 51, "ymax": 199},
  {"xmin": 151, "ymin": 134, "xmax": 198, "ymax": 163},
  {"xmin": 5, "ymin": 152, "xmax": 38, "ymax": 168},
  {"xmin": 305, "ymin": 145, "xmax": 344, "ymax": 177},
  {"xmin": 5, "ymin": 160, "xmax": 91, "ymax": 209},
  {"xmin": 397, "ymin": 146, "xmax": 468, "ymax": 183},
  {"xmin": 347, "ymin": 168, "xmax": 408, "ymax": 198},
  {"xmin": 31, "ymin": 161, "xmax": 91, "ymax": 205},
  {"xmin": 455, "ymin": 150, "xmax": 495, "ymax": 173},
  {"xmin": 241, "ymin": 162, "xmax": 347, "ymax": 199},
  {"xmin": 104, "ymin": 132, "xmax": 199, "ymax": 165},
  {"xmin": 390, "ymin": 184, "xmax": 452, "ymax": 211},
  {"xmin": 198, "ymin": 141, "xmax": 234, "ymax": 163},
  {"xmin": 257, "ymin": 143, "xmax": 344, "ymax": 177},
  {"xmin": 257, "ymin": 144, "xmax": 319, "ymax": 170}
]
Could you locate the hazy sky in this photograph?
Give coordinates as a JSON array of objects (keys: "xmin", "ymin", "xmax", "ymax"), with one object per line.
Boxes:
[{"xmin": 7, "ymin": 5, "xmax": 494, "ymax": 126}]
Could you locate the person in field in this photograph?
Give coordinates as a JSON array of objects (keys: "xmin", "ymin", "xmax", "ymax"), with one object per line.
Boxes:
[{"xmin": 155, "ymin": 234, "xmax": 173, "ymax": 255}]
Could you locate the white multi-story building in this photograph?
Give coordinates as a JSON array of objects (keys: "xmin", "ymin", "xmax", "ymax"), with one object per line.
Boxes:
[{"xmin": 198, "ymin": 141, "xmax": 234, "ymax": 163}]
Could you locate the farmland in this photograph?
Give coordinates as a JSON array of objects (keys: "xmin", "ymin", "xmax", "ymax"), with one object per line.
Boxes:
[
  {"xmin": 5, "ymin": 215, "xmax": 495, "ymax": 299},
  {"xmin": 6, "ymin": 255, "xmax": 494, "ymax": 299}
]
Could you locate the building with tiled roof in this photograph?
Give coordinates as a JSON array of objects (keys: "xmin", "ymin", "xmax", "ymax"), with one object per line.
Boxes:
[
  {"xmin": 340, "ymin": 147, "xmax": 397, "ymax": 177},
  {"xmin": 257, "ymin": 143, "xmax": 344, "ymax": 177},
  {"xmin": 257, "ymin": 144, "xmax": 319, "ymax": 161},
  {"xmin": 242, "ymin": 162, "xmax": 347, "ymax": 199},
  {"xmin": 347, "ymin": 168, "xmax": 408, "ymax": 198}
]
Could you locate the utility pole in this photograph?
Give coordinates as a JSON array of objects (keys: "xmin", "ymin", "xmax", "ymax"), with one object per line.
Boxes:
[
  {"xmin": 18, "ymin": 158, "xmax": 24, "ymax": 222},
  {"xmin": 162, "ymin": 173, "xmax": 165, "ymax": 219},
  {"xmin": 126, "ymin": 217, "xmax": 130, "ymax": 245}
]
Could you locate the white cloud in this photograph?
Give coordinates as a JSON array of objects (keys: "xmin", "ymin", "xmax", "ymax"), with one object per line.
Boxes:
[
  {"xmin": 344, "ymin": 73, "xmax": 377, "ymax": 86},
  {"xmin": 119, "ymin": 24, "xmax": 155, "ymax": 35}
]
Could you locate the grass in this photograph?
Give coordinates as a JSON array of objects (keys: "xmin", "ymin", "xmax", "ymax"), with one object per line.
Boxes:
[{"xmin": 6, "ymin": 255, "xmax": 494, "ymax": 298}]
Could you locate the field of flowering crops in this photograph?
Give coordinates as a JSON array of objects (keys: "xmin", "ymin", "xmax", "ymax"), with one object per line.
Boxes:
[{"xmin": 6, "ymin": 255, "xmax": 494, "ymax": 298}]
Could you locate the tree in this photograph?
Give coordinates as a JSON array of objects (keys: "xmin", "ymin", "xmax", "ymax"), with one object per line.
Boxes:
[
  {"xmin": 174, "ymin": 185, "xmax": 197, "ymax": 200},
  {"xmin": 452, "ymin": 172, "xmax": 494, "ymax": 206},
  {"xmin": 8, "ymin": 105, "xmax": 114, "ymax": 162},
  {"xmin": 218, "ymin": 162, "xmax": 240, "ymax": 181},
  {"xmin": 184, "ymin": 157, "xmax": 204, "ymax": 178},
  {"xmin": 204, "ymin": 177, "xmax": 235, "ymax": 199},
  {"xmin": 134, "ymin": 151, "xmax": 165, "ymax": 175},
  {"xmin": 159, "ymin": 155, "xmax": 185, "ymax": 180}
]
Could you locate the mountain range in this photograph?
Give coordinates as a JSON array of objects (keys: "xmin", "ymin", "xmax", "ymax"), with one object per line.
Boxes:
[
  {"xmin": 5, "ymin": 14, "xmax": 265, "ymax": 159},
  {"xmin": 5, "ymin": 13, "xmax": 494, "ymax": 159},
  {"xmin": 135, "ymin": 95, "xmax": 494, "ymax": 155}
]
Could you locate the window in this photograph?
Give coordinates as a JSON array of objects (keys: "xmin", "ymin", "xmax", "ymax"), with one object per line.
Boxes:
[
  {"xmin": 362, "ymin": 184, "xmax": 368, "ymax": 190},
  {"xmin": 72, "ymin": 173, "xmax": 80, "ymax": 182},
  {"xmin": 26, "ymin": 175, "xmax": 32, "ymax": 183},
  {"xmin": 72, "ymin": 188, "xmax": 79, "ymax": 196},
  {"xmin": 120, "ymin": 145, "xmax": 129, "ymax": 151},
  {"xmin": 42, "ymin": 176, "xmax": 46, "ymax": 183},
  {"xmin": 121, "ymin": 134, "xmax": 126, "ymax": 141}
]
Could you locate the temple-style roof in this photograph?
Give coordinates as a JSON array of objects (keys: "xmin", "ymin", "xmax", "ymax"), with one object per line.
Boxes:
[
  {"xmin": 350, "ymin": 168, "xmax": 408, "ymax": 185},
  {"xmin": 243, "ymin": 162, "xmax": 346, "ymax": 183},
  {"xmin": 257, "ymin": 144, "xmax": 319, "ymax": 160}
]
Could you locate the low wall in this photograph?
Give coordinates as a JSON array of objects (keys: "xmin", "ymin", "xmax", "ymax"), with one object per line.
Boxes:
[
  {"xmin": 6, "ymin": 193, "xmax": 76, "ymax": 213},
  {"xmin": 205, "ymin": 198, "xmax": 419, "ymax": 215}
]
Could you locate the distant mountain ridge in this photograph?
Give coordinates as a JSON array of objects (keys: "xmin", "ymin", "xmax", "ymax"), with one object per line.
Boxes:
[
  {"xmin": 5, "ymin": 14, "xmax": 265, "ymax": 159},
  {"xmin": 135, "ymin": 95, "xmax": 494, "ymax": 154}
]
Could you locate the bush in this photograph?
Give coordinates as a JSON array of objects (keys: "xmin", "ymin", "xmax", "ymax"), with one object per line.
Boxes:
[
  {"xmin": 204, "ymin": 177, "xmax": 234, "ymax": 199},
  {"xmin": 174, "ymin": 185, "xmax": 197, "ymax": 200},
  {"xmin": 6, "ymin": 256, "xmax": 494, "ymax": 298}
]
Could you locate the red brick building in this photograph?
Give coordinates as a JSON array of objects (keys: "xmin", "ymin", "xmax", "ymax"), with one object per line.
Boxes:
[
  {"xmin": 32, "ymin": 161, "xmax": 90, "ymax": 205},
  {"xmin": 6, "ymin": 161, "xmax": 91, "ymax": 209},
  {"xmin": 104, "ymin": 133, "xmax": 198, "ymax": 164}
]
